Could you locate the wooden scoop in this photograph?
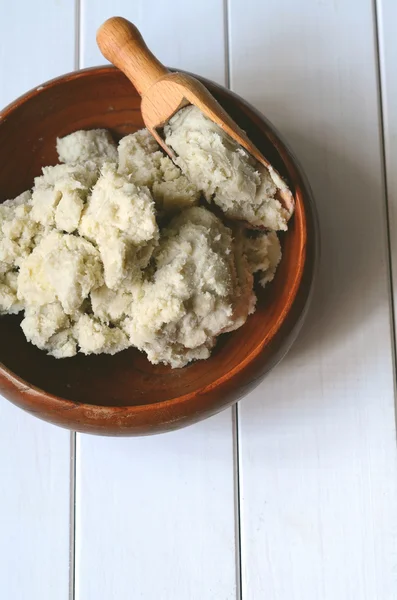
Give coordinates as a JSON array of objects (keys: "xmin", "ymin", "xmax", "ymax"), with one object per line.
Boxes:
[{"xmin": 96, "ymin": 17, "xmax": 294, "ymax": 212}]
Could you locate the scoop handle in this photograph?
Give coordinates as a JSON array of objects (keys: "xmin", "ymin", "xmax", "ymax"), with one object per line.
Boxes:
[{"xmin": 96, "ymin": 17, "xmax": 168, "ymax": 96}]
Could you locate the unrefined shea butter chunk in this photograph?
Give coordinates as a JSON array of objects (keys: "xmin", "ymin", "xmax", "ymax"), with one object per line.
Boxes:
[
  {"xmin": 0, "ymin": 192, "xmax": 41, "ymax": 314},
  {"xmin": 0, "ymin": 125, "xmax": 287, "ymax": 366},
  {"xmin": 0, "ymin": 191, "xmax": 42, "ymax": 268},
  {"xmin": 164, "ymin": 105, "xmax": 293, "ymax": 230},
  {"xmin": 118, "ymin": 129, "xmax": 199, "ymax": 212},
  {"xmin": 124, "ymin": 206, "xmax": 243, "ymax": 368},
  {"xmin": 18, "ymin": 231, "xmax": 103, "ymax": 315},
  {"xmin": 79, "ymin": 163, "xmax": 158, "ymax": 288},
  {"xmin": 243, "ymin": 230, "xmax": 282, "ymax": 286},
  {"xmin": 21, "ymin": 302, "xmax": 77, "ymax": 358},
  {"xmin": 228, "ymin": 226, "xmax": 256, "ymax": 330},
  {"xmin": 31, "ymin": 163, "xmax": 99, "ymax": 231},
  {"xmin": 74, "ymin": 314, "xmax": 130, "ymax": 356},
  {"xmin": 91, "ymin": 276, "xmax": 142, "ymax": 324},
  {"xmin": 118, "ymin": 128, "xmax": 162, "ymax": 184},
  {"xmin": 57, "ymin": 129, "xmax": 118, "ymax": 166},
  {"xmin": 0, "ymin": 269, "xmax": 22, "ymax": 314}
]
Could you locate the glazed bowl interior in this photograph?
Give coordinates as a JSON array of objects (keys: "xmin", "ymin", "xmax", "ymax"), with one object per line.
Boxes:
[{"xmin": 0, "ymin": 67, "xmax": 309, "ymax": 412}]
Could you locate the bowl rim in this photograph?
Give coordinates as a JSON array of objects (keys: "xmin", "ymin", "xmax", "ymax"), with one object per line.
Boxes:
[{"xmin": 0, "ymin": 64, "xmax": 312, "ymax": 420}]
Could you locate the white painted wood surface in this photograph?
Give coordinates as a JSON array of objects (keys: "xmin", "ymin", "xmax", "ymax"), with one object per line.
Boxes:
[
  {"xmin": 76, "ymin": 2, "xmax": 238, "ymax": 600},
  {"xmin": 229, "ymin": 0, "xmax": 397, "ymax": 598},
  {"xmin": 1, "ymin": 1, "xmax": 397, "ymax": 599},
  {"xmin": 0, "ymin": 2, "xmax": 75, "ymax": 599},
  {"xmin": 378, "ymin": 0, "xmax": 397, "ymax": 316}
]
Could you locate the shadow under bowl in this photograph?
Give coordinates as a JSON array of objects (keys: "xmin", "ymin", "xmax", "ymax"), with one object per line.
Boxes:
[{"xmin": 0, "ymin": 66, "xmax": 318, "ymax": 435}]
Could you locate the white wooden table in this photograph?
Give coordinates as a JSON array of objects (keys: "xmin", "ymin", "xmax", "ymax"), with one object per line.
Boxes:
[{"xmin": 1, "ymin": 1, "xmax": 397, "ymax": 598}]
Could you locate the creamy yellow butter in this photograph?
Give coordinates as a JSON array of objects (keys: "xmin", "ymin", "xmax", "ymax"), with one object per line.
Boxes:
[
  {"xmin": 164, "ymin": 105, "xmax": 293, "ymax": 230},
  {"xmin": 0, "ymin": 125, "xmax": 288, "ymax": 367}
]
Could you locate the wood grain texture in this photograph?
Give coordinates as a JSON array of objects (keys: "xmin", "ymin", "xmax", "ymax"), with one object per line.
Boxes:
[
  {"xmin": 229, "ymin": 0, "xmax": 397, "ymax": 598},
  {"xmin": 0, "ymin": 2, "xmax": 74, "ymax": 598},
  {"xmin": 76, "ymin": 1, "xmax": 238, "ymax": 598},
  {"xmin": 96, "ymin": 17, "xmax": 169, "ymax": 95},
  {"xmin": 377, "ymin": 0, "xmax": 397, "ymax": 323}
]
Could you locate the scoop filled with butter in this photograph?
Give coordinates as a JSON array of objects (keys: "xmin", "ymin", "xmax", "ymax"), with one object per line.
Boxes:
[{"xmin": 96, "ymin": 17, "xmax": 294, "ymax": 228}]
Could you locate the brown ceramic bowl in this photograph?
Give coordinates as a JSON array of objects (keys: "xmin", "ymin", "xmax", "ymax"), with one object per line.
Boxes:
[{"xmin": 0, "ymin": 66, "xmax": 318, "ymax": 436}]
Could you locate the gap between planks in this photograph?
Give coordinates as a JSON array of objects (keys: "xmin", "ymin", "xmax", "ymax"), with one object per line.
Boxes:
[
  {"xmin": 69, "ymin": 431, "xmax": 77, "ymax": 600},
  {"xmin": 69, "ymin": 2, "xmax": 81, "ymax": 598},
  {"xmin": 373, "ymin": 0, "xmax": 397, "ymax": 433},
  {"xmin": 224, "ymin": 0, "xmax": 243, "ymax": 597}
]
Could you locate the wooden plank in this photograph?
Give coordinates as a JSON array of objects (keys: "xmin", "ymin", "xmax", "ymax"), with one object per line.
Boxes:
[
  {"xmin": 0, "ymin": 1, "xmax": 75, "ymax": 106},
  {"xmin": 0, "ymin": 1, "xmax": 75, "ymax": 599},
  {"xmin": 75, "ymin": 415, "xmax": 237, "ymax": 599},
  {"xmin": 377, "ymin": 0, "xmax": 397, "ymax": 320},
  {"xmin": 80, "ymin": 0, "xmax": 226, "ymax": 84},
  {"xmin": 229, "ymin": 0, "xmax": 397, "ymax": 598},
  {"xmin": 76, "ymin": 2, "xmax": 238, "ymax": 599}
]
